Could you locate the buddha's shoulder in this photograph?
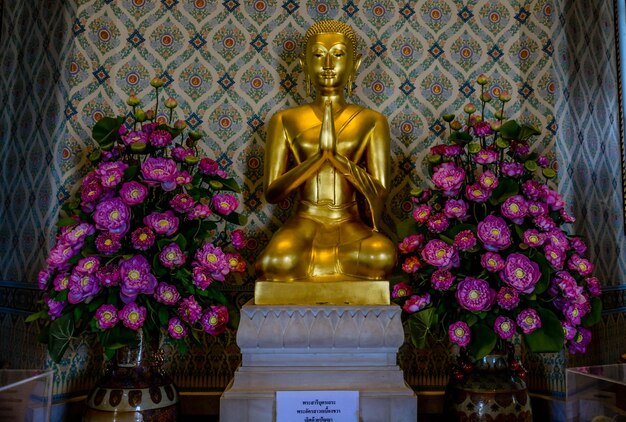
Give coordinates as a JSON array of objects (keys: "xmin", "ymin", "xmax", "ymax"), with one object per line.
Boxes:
[{"xmin": 271, "ymin": 104, "xmax": 315, "ymax": 119}]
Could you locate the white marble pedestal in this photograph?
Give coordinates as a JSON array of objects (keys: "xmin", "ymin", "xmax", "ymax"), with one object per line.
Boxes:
[{"xmin": 220, "ymin": 301, "xmax": 417, "ymax": 422}]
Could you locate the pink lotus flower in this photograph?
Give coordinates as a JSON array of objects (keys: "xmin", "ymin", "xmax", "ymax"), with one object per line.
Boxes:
[
  {"xmin": 568, "ymin": 254, "xmax": 593, "ymax": 276},
  {"xmin": 398, "ymin": 234, "xmax": 423, "ymax": 254},
  {"xmin": 500, "ymin": 253, "xmax": 541, "ymax": 294},
  {"xmin": 212, "ymin": 193, "xmax": 239, "ymax": 215},
  {"xmin": 465, "ymin": 183, "xmax": 491, "ymax": 202},
  {"xmin": 478, "ymin": 170, "xmax": 499, "ymax": 190},
  {"xmin": 230, "ymin": 229, "xmax": 246, "ymax": 250},
  {"xmin": 200, "ymin": 305, "xmax": 229, "ymax": 335},
  {"xmin": 421, "ymin": 239, "xmax": 457, "ymax": 268},
  {"xmin": 155, "ymin": 282, "xmax": 181, "ymax": 305},
  {"xmin": 494, "ymin": 316, "xmax": 516, "ymax": 340},
  {"xmin": 141, "ymin": 157, "xmax": 178, "ymax": 191},
  {"xmin": 95, "ymin": 304, "xmax": 119, "ymax": 329},
  {"xmin": 412, "ymin": 204, "xmax": 432, "ymax": 223},
  {"xmin": 119, "ymin": 181, "xmax": 148, "ymax": 206},
  {"xmin": 481, "ymin": 251, "xmax": 505, "ymax": 272},
  {"xmin": 474, "ymin": 149, "xmax": 498, "ymax": 165},
  {"xmin": 44, "ymin": 295, "xmax": 66, "ymax": 320},
  {"xmin": 149, "ymin": 129, "xmax": 172, "ymax": 147},
  {"xmin": 93, "ymin": 197, "xmax": 131, "ymax": 234},
  {"xmin": 131, "ymin": 227, "xmax": 155, "ymax": 250},
  {"xmin": 168, "ymin": 317, "xmax": 189, "ymax": 339},
  {"xmin": 119, "ymin": 302, "xmax": 147, "ymax": 331},
  {"xmin": 431, "ymin": 269, "xmax": 455, "ymax": 290},
  {"xmin": 516, "ymin": 308, "xmax": 541, "ymax": 334},
  {"xmin": 122, "ymin": 130, "xmax": 149, "ymax": 146},
  {"xmin": 431, "ymin": 162, "xmax": 465, "ymax": 196},
  {"xmin": 96, "ymin": 161, "xmax": 128, "ymax": 188},
  {"xmin": 159, "ymin": 243, "xmax": 186, "ymax": 268},
  {"xmin": 501, "ymin": 195, "xmax": 528, "ymax": 223},
  {"xmin": 199, "ymin": 158, "xmax": 220, "ymax": 175},
  {"xmin": 392, "ymin": 282, "xmax": 412, "ymax": 298},
  {"xmin": 496, "ymin": 287, "xmax": 520, "ymax": 310},
  {"xmin": 455, "ymin": 277, "xmax": 495, "ymax": 311},
  {"xmin": 170, "ymin": 193, "xmax": 196, "ymax": 213},
  {"xmin": 501, "ymin": 162, "xmax": 524, "ymax": 177},
  {"xmin": 178, "ymin": 296, "xmax": 202, "ymax": 324},
  {"xmin": 444, "ymin": 198, "xmax": 468, "ymax": 219},
  {"xmin": 453, "ymin": 230, "xmax": 477, "ymax": 251},
  {"xmin": 95, "ymin": 231, "xmax": 122, "ymax": 255},
  {"xmin": 477, "ymin": 215, "xmax": 512, "ymax": 251},
  {"xmin": 402, "ymin": 256, "xmax": 422, "ymax": 273},
  {"xmin": 426, "ymin": 213, "xmax": 449, "ymax": 233},
  {"xmin": 119, "ymin": 255, "xmax": 157, "ymax": 303},
  {"xmin": 402, "ymin": 294, "xmax": 431, "ymax": 313},
  {"xmin": 568, "ymin": 327, "xmax": 592, "ymax": 354},
  {"xmin": 448, "ymin": 321, "xmax": 471, "ymax": 348},
  {"xmin": 473, "ymin": 121, "xmax": 493, "ymax": 137},
  {"xmin": 522, "ymin": 229, "xmax": 546, "ymax": 248},
  {"xmin": 144, "ymin": 210, "xmax": 179, "ymax": 236}
]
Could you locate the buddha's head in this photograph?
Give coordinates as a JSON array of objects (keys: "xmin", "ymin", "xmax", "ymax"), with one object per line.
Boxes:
[{"xmin": 300, "ymin": 20, "xmax": 362, "ymax": 95}]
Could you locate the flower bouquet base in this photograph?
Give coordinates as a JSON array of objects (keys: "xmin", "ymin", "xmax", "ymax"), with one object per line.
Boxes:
[
  {"xmin": 83, "ymin": 334, "xmax": 179, "ymax": 422},
  {"xmin": 444, "ymin": 352, "xmax": 532, "ymax": 422},
  {"xmin": 220, "ymin": 300, "xmax": 417, "ymax": 422}
]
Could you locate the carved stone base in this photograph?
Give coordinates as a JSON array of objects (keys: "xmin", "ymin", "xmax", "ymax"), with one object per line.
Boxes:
[{"xmin": 220, "ymin": 301, "xmax": 417, "ymax": 422}]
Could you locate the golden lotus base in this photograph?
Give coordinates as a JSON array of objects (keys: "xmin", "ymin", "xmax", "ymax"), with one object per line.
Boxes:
[{"xmin": 254, "ymin": 279, "xmax": 390, "ymax": 305}]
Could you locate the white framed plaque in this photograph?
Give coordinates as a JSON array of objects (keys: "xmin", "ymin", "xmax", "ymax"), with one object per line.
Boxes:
[{"xmin": 276, "ymin": 390, "xmax": 359, "ymax": 422}]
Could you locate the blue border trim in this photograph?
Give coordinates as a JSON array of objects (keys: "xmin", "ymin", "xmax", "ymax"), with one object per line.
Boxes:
[{"xmin": 0, "ymin": 280, "xmax": 39, "ymax": 289}]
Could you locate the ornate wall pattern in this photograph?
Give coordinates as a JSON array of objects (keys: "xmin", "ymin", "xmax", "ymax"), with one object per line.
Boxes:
[{"xmin": 1, "ymin": 0, "xmax": 624, "ymax": 402}]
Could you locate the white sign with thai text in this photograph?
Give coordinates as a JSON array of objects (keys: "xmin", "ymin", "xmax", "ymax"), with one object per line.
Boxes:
[{"xmin": 276, "ymin": 390, "xmax": 359, "ymax": 422}]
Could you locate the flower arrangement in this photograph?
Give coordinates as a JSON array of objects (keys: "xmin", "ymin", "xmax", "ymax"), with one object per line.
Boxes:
[
  {"xmin": 393, "ymin": 75, "xmax": 602, "ymax": 364},
  {"xmin": 30, "ymin": 77, "xmax": 247, "ymax": 362}
]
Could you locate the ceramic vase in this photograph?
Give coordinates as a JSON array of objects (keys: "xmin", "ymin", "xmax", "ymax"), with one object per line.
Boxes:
[
  {"xmin": 444, "ymin": 350, "xmax": 532, "ymax": 422},
  {"xmin": 83, "ymin": 332, "xmax": 179, "ymax": 421}
]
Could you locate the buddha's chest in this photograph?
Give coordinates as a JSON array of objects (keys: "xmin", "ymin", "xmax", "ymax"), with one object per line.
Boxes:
[{"xmin": 288, "ymin": 119, "xmax": 370, "ymax": 162}]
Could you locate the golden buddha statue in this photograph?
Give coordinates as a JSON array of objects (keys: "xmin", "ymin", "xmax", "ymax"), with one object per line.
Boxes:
[{"xmin": 254, "ymin": 20, "xmax": 396, "ymax": 305}]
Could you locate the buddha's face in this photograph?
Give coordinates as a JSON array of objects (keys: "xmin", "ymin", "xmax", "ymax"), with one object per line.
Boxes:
[{"xmin": 304, "ymin": 32, "xmax": 359, "ymax": 92}]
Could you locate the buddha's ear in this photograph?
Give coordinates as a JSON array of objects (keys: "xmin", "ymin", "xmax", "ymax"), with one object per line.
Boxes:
[{"xmin": 353, "ymin": 53, "xmax": 362, "ymax": 75}]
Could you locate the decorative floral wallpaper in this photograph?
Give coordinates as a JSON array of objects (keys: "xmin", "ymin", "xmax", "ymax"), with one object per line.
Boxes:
[{"xmin": 1, "ymin": 0, "xmax": 624, "ymax": 402}]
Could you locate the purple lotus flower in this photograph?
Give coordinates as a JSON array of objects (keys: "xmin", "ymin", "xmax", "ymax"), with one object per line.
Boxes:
[
  {"xmin": 570, "ymin": 238, "xmax": 588, "ymax": 255},
  {"xmin": 541, "ymin": 186, "xmax": 565, "ymax": 211},
  {"xmin": 522, "ymin": 180, "xmax": 543, "ymax": 200},
  {"xmin": 155, "ymin": 282, "xmax": 181, "ymax": 305},
  {"xmin": 231, "ymin": 229, "xmax": 246, "ymax": 250},
  {"xmin": 555, "ymin": 271, "xmax": 583, "ymax": 300},
  {"xmin": 46, "ymin": 241, "xmax": 80, "ymax": 270},
  {"xmin": 455, "ymin": 277, "xmax": 496, "ymax": 311},
  {"xmin": 143, "ymin": 122, "xmax": 158, "ymax": 134},
  {"xmin": 53, "ymin": 273, "xmax": 70, "ymax": 291},
  {"xmin": 159, "ymin": 242, "xmax": 186, "ymax": 268},
  {"xmin": 527, "ymin": 201, "xmax": 548, "ymax": 217},
  {"xmin": 501, "ymin": 162, "xmax": 525, "ymax": 177},
  {"xmin": 398, "ymin": 234, "xmax": 424, "ymax": 254},
  {"xmin": 175, "ymin": 171, "xmax": 192, "ymax": 186},
  {"xmin": 212, "ymin": 193, "xmax": 239, "ymax": 215},
  {"xmin": 192, "ymin": 266, "xmax": 214, "ymax": 290},
  {"xmin": 75, "ymin": 256, "xmax": 101, "ymax": 275},
  {"xmin": 44, "ymin": 295, "xmax": 66, "ymax": 320},
  {"xmin": 93, "ymin": 197, "xmax": 131, "ymax": 235},
  {"xmin": 38, "ymin": 268, "xmax": 52, "ymax": 290},
  {"xmin": 119, "ymin": 181, "xmax": 148, "ymax": 206},
  {"xmin": 494, "ymin": 316, "xmax": 516, "ymax": 340},
  {"xmin": 144, "ymin": 210, "xmax": 179, "ymax": 236},
  {"xmin": 412, "ymin": 204, "xmax": 432, "ymax": 223},
  {"xmin": 562, "ymin": 321, "xmax": 577, "ymax": 341},
  {"xmin": 444, "ymin": 198, "xmax": 468, "ymax": 219},
  {"xmin": 585, "ymin": 276, "xmax": 602, "ymax": 297},
  {"xmin": 119, "ymin": 255, "xmax": 157, "ymax": 303},
  {"xmin": 95, "ymin": 231, "xmax": 122, "ymax": 255},
  {"xmin": 496, "ymin": 287, "xmax": 520, "ymax": 310},
  {"xmin": 432, "ymin": 162, "xmax": 466, "ymax": 196},
  {"xmin": 547, "ymin": 229, "xmax": 570, "ymax": 252},
  {"xmin": 195, "ymin": 244, "xmax": 228, "ymax": 273},
  {"xmin": 568, "ymin": 254, "xmax": 593, "ymax": 277},
  {"xmin": 149, "ymin": 129, "xmax": 173, "ymax": 147},
  {"xmin": 170, "ymin": 193, "xmax": 196, "ymax": 213},
  {"xmin": 63, "ymin": 223, "xmax": 96, "ymax": 245},
  {"xmin": 501, "ymin": 195, "xmax": 528, "ymax": 224},
  {"xmin": 96, "ymin": 263, "xmax": 120, "ymax": 287},
  {"xmin": 141, "ymin": 157, "xmax": 178, "ymax": 191},
  {"xmin": 131, "ymin": 227, "xmax": 155, "ymax": 250},
  {"xmin": 500, "ymin": 253, "xmax": 541, "ymax": 294},
  {"xmin": 448, "ymin": 321, "xmax": 471, "ymax": 348},
  {"xmin": 171, "ymin": 146, "xmax": 196, "ymax": 162},
  {"xmin": 477, "ymin": 215, "xmax": 512, "ymax": 251},
  {"xmin": 534, "ymin": 215, "xmax": 557, "ymax": 231},
  {"xmin": 226, "ymin": 253, "xmax": 246, "ymax": 273},
  {"xmin": 522, "ymin": 229, "xmax": 546, "ymax": 248},
  {"xmin": 510, "ymin": 140, "xmax": 530, "ymax": 156},
  {"xmin": 465, "ymin": 183, "xmax": 491, "ymax": 203},
  {"xmin": 421, "ymin": 239, "xmax": 457, "ymax": 268},
  {"xmin": 68, "ymin": 272, "xmax": 101, "ymax": 304},
  {"xmin": 474, "ymin": 149, "xmax": 498, "ymax": 165},
  {"xmin": 431, "ymin": 269, "xmax": 455, "ymax": 290},
  {"xmin": 199, "ymin": 158, "xmax": 220, "ymax": 175},
  {"xmin": 81, "ymin": 172, "xmax": 104, "ymax": 204},
  {"xmin": 167, "ymin": 317, "xmax": 189, "ymax": 339},
  {"xmin": 545, "ymin": 244, "xmax": 566, "ymax": 269},
  {"xmin": 454, "ymin": 230, "xmax": 477, "ymax": 251},
  {"xmin": 96, "ymin": 161, "xmax": 128, "ymax": 188},
  {"xmin": 178, "ymin": 296, "xmax": 202, "ymax": 324},
  {"xmin": 481, "ymin": 252, "xmax": 505, "ymax": 272},
  {"xmin": 187, "ymin": 204, "xmax": 212, "ymax": 219},
  {"xmin": 516, "ymin": 309, "xmax": 541, "ymax": 334},
  {"xmin": 426, "ymin": 213, "xmax": 449, "ymax": 233},
  {"xmin": 122, "ymin": 130, "xmax": 149, "ymax": 146},
  {"xmin": 563, "ymin": 302, "xmax": 587, "ymax": 326},
  {"xmin": 402, "ymin": 294, "xmax": 431, "ymax": 313},
  {"xmin": 473, "ymin": 121, "xmax": 494, "ymax": 137},
  {"xmin": 200, "ymin": 305, "xmax": 229, "ymax": 335},
  {"xmin": 478, "ymin": 170, "xmax": 499, "ymax": 190},
  {"xmin": 119, "ymin": 302, "xmax": 147, "ymax": 331},
  {"xmin": 95, "ymin": 304, "xmax": 119, "ymax": 329},
  {"xmin": 560, "ymin": 208, "xmax": 576, "ymax": 223},
  {"xmin": 444, "ymin": 145, "xmax": 463, "ymax": 157},
  {"xmin": 392, "ymin": 282, "xmax": 412, "ymax": 298},
  {"xmin": 568, "ymin": 327, "xmax": 592, "ymax": 354}
]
